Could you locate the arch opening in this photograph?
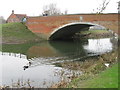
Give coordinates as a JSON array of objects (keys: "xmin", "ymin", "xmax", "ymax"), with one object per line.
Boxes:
[{"xmin": 49, "ymin": 22, "xmax": 96, "ymax": 40}]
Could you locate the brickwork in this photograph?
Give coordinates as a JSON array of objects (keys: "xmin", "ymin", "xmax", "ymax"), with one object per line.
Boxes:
[{"xmin": 26, "ymin": 14, "xmax": 119, "ymax": 39}]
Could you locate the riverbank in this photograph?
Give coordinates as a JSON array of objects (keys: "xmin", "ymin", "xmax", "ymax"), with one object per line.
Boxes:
[
  {"xmin": 74, "ymin": 29, "xmax": 115, "ymax": 39},
  {"xmin": 67, "ymin": 62, "xmax": 118, "ymax": 88},
  {"xmin": 51, "ymin": 44, "xmax": 119, "ymax": 88},
  {"xmin": 0, "ymin": 23, "xmax": 42, "ymax": 44}
]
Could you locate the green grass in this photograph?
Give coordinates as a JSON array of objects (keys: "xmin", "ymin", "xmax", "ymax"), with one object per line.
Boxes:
[
  {"xmin": 67, "ymin": 63, "xmax": 118, "ymax": 88},
  {"xmin": 1, "ymin": 23, "xmax": 41, "ymax": 43}
]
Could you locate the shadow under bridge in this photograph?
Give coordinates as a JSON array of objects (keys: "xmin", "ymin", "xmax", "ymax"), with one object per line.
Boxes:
[{"xmin": 49, "ymin": 22, "xmax": 95, "ymax": 40}]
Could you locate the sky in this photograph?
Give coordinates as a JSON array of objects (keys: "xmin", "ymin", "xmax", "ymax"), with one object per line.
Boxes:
[{"xmin": 0, "ymin": 0, "xmax": 119, "ymax": 19}]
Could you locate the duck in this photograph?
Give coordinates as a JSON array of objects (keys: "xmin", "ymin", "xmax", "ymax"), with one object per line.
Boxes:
[{"xmin": 23, "ymin": 65, "xmax": 29, "ymax": 70}]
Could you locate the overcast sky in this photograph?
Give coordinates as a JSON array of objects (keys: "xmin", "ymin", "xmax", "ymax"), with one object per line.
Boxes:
[{"xmin": 1, "ymin": 0, "xmax": 119, "ymax": 19}]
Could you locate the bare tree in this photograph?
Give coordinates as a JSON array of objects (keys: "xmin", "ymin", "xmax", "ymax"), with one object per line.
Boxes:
[
  {"xmin": 42, "ymin": 3, "xmax": 61, "ymax": 16},
  {"xmin": 93, "ymin": 0, "xmax": 111, "ymax": 14},
  {"xmin": 118, "ymin": 1, "xmax": 120, "ymax": 13}
]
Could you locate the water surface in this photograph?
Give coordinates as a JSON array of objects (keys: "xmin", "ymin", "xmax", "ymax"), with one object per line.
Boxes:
[{"xmin": 0, "ymin": 37, "xmax": 117, "ymax": 88}]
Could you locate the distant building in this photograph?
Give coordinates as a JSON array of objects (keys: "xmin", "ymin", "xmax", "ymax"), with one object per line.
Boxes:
[{"xmin": 7, "ymin": 10, "xmax": 27, "ymax": 23}]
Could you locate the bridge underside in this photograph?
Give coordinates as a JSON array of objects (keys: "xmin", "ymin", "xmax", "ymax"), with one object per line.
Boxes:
[{"xmin": 49, "ymin": 23, "xmax": 95, "ymax": 40}]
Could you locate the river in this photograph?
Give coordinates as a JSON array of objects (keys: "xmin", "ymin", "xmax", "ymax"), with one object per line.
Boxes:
[{"xmin": 0, "ymin": 37, "xmax": 118, "ymax": 88}]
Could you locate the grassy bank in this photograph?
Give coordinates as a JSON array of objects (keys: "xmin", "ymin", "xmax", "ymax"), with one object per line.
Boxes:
[
  {"xmin": 53, "ymin": 48, "xmax": 118, "ymax": 88},
  {"xmin": 67, "ymin": 63, "xmax": 118, "ymax": 88},
  {"xmin": 1, "ymin": 23, "xmax": 42, "ymax": 44}
]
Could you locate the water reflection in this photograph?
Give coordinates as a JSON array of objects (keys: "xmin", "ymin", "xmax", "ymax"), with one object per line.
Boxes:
[
  {"xmin": 2, "ymin": 38, "xmax": 114, "ymax": 60},
  {"xmin": 27, "ymin": 40, "xmax": 87, "ymax": 59},
  {"xmin": 26, "ymin": 41, "xmax": 61, "ymax": 58},
  {"xmin": 84, "ymin": 38, "xmax": 113, "ymax": 54}
]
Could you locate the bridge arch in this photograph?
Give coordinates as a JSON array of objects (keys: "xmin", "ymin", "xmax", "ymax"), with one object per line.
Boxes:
[{"xmin": 49, "ymin": 22, "xmax": 96, "ymax": 40}]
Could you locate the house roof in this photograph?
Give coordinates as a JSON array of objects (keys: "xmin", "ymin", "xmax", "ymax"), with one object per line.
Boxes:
[{"xmin": 15, "ymin": 14, "xmax": 27, "ymax": 21}]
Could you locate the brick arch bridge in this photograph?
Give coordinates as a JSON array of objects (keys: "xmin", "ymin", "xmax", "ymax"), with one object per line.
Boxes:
[{"xmin": 26, "ymin": 13, "xmax": 118, "ymax": 40}]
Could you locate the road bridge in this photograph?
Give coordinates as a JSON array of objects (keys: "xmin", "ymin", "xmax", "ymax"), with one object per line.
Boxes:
[{"xmin": 26, "ymin": 13, "xmax": 118, "ymax": 40}]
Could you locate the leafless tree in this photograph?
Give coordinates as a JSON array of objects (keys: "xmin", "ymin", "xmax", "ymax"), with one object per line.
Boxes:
[
  {"xmin": 118, "ymin": 1, "xmax": 120, "ymax": 13},
  {"xmin": 93, "ymin": 0, "xmax": 111, "ymax": 14},
  {"xmin": 42, "ymin": 3, "xmax": 61, "ymax": 16}
]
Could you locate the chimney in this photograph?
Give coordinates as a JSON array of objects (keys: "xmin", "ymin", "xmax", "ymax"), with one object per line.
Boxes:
[{"xmin": 12, "ymin": 10, "xmax": 14, "ymax": 14}]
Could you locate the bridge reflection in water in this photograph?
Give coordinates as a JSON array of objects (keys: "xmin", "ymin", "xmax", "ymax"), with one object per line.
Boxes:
[
  {"xmin": 1, "ymin": 38, "xmax": 114, "ymax": 62},
  {"xmin": 26, "ymin": 40, "xmax": 87, "ymax": 59}
]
